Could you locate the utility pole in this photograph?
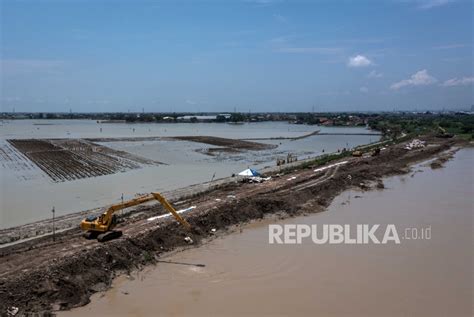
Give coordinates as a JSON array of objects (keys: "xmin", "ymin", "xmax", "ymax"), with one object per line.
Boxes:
[
  {"xmin": 209, "ymin": 172, "xmax": 216, "ymax": 188},
  {"xmin": 121, "ymin": 193, "xmax": 124, "ymax": 216},
  {"xmin": 52, "ymin": 206, "xmax": 56, "ymax": 242}
]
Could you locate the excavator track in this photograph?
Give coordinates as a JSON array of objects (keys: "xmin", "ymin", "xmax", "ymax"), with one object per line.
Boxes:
[
  {"xmin": 83, "ymin": 230, "xmax": 99, "ymax": 240},
  {"xmin": 97, "ymin": 230, "xmax": 122, "ymax": 242}
]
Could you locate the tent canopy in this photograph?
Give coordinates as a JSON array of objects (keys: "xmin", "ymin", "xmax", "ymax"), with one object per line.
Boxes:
[{"xmin": 238, "ymin": 168, "xmax": 261, "ymax": 177}]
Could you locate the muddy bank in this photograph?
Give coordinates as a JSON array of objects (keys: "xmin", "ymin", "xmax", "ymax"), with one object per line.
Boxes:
[
  {"xmin": 428, "ymin": 148, "xmax": 458, "ymax": 169},
  {"xmin": 0, "ymin": 137, "xmax": 463, "ymax": 315},
  {"xmin": 87, "ymin": 135, "xmax": 275, "ymax": 151},
  {"xmin": 86, "ymin": 135, "xmax": 276, "ymax": 156},
  {"xmin": 85, "ymin": 137, "xmax": 163, "ymax": 142},
  {"xmin": 168, "ymin": 135, "xmax": 276, "ymax": 151},
  {"xmin": 241, "ymin": 129, "xmax": 321, "ymax": 141}
]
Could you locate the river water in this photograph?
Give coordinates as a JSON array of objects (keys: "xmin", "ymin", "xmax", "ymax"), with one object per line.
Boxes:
[
  {"xmin": 0, "ymin": 120, "xmax": 376, "ymax": 228},
  {"xmin": 62, "ymin": 148, "xmax": 473, "ymax": 317}
]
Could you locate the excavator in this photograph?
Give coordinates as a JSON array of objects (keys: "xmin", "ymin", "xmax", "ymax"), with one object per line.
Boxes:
[
  {"xmin": 436, "ymin": 125, "xmax": 454, "ymax": 138},
  {"xmin": 80, "ymin": 192, "xmax": 191, "ymax": 242}
]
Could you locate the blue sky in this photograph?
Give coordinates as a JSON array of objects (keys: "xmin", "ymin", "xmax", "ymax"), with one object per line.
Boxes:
[{"xmin": 1, "ymin": 0, "xmax": 473, "ymax": 112}]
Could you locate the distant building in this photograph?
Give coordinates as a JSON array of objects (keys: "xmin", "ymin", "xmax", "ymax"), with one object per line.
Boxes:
[
  {"xmin": 218, "ymin": 113, "xmax": 232, "ymax": 119},
  {"xmin": 321, "ymin": 120, "xmax": 334, "ymax": 126},
  {"xmin": 177, "ymin": 115, "xmax": 217, "ymax": 122}
]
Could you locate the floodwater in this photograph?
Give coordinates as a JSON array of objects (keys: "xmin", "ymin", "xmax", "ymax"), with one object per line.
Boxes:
[
  {"xmin": 62, "ymin": 149, "xmax": 473, "ymax": 317},
  {"xmin": 0, "ymin": 120, "xmax": 377, "ymax": 228}
]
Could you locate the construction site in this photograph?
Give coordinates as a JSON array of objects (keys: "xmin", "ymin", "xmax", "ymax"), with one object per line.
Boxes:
[
  {"xmin": 2, "ymin": 0, "xmax": 474, "ymax": 313},
  {"xmin": 0, "ymin": 128, "xmax": 468, "ymax": 314}
]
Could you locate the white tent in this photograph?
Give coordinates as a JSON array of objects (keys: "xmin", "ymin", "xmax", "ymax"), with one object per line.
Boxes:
[{"xmin": 238, "ymin": 168, "xmax": 261, "ymax": 177}]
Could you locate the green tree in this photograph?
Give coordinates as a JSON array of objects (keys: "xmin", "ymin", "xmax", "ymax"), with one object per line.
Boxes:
[
  {"xmin": 230, "ymin": 113, "xmax": 245, "ymax": 122},
  {"xmin": 215, "ymin": 115, "xmax": 226, "ymax": 122}
]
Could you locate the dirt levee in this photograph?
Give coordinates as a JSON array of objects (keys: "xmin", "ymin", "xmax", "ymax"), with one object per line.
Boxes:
[
  {"xmin": 169, "ymin": 136, "xmax": 276, "ymax": 151},
  {"xmin": 87, "ymin": 135, "xmax": 276, "ymax": 151}
]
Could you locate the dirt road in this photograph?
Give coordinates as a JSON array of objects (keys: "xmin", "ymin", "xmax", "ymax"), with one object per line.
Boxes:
[{"xmin": 0, "ymin": 136, "xmax": 462, "ymax": 315}]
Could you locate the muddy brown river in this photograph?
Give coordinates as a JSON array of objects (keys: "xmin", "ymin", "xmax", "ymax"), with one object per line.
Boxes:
[{"xmin": 62, "ymin": 149, "xmax": 473, "ymax": 316}]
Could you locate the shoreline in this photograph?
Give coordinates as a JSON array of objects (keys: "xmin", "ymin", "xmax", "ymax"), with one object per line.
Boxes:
[{"xmin": 0, "ymin": 136, "xmax": 468, "ymax": 314}]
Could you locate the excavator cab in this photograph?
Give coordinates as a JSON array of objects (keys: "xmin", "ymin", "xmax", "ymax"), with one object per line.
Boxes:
[
  {"xmin": 81, "ymin": 213, "xmax": 121, "ymax": 242},
  {"xmin": 352, "ymin": 150, "xmax": 362, "ymax": 157}
]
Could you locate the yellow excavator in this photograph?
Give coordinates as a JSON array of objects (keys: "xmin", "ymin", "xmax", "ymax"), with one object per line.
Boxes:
[
  {"xmin": 436, "ymin": 125, "xmax": 453, "ymax": 138},
  {"xmin": 352, "ymin": 150, "xmax": 362, "ymax": 157},
  {"xmin": 80, "ymin": 192, "xmax": 191, "ymax": 242}
]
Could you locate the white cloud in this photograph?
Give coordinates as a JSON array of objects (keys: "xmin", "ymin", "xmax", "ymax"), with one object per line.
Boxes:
[
  {"xmin": 390, "ymin": 69, "xmax": 437, "ymax": 90},
  {"xmin": 441, "ymin": 77, "xmax": 474, "ymax": 87},
  {"xmin": 360, "ymin": 87, "xmax": 369, "ymax": 93},
  {"xmin": 185, "ymin": 99, "xmax": 197, "ymax": 105},
  {"xmin": 348, "ymin": 55, "xmax": 373, "ymax": 67},
  {"xmin": 368, "ymin": 70, "xmax": 383, "ymax": 78}
]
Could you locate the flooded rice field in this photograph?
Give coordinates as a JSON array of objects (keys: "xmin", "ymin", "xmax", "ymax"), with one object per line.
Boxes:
[
  {"xmin": 0, "ymin": 120, "xmax": 377, "ymax": 228},
  {"xmin": 7, "ymin": 139, "xmax": 161, "ymax": 182},
  {"xmin": 62, "ymin": 148, "xmax": 473, "ymax": 317}
]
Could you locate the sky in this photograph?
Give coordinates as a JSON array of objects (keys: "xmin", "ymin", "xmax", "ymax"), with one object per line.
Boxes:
[{"xmin": 1, "ymin": 0, "xmax": 473, "ymax": 113}]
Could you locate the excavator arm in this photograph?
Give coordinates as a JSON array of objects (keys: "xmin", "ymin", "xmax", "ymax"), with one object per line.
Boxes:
[
  {"xmin": 101, "ymin": 194, "xmax": 156, "ymax": 228},
  {"xmin": 151, "ymin": 192, "xmax": 191, "ymax": 230}
]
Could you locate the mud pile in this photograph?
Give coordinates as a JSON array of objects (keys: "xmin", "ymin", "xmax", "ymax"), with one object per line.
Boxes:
[{"xmin": 170, "ymin": 136, "xmax": 277, "ymax": 151}]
